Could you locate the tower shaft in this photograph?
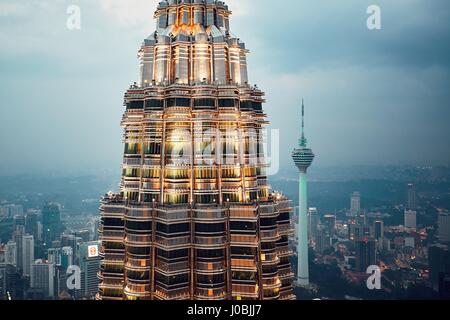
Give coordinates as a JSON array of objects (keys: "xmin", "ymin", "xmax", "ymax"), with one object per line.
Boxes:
[{"xmin": 297, "ymin": 170, "xmax": 309, "ymax": 285}]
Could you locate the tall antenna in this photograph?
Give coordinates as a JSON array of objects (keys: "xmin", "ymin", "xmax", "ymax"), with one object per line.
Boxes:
[
  {"xmin": 301, "ymin": 99, "xmax": 305, "ymax": 139},
  {"xmin": 299, "ymin": 99, "xmax": 308, "ymax": 148}
]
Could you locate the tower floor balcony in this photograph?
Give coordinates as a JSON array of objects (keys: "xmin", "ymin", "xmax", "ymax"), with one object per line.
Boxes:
[
  {"xmin": 155, "ymin": 208, "xmax": 190, "ymax": 221},
  {"xmin": 155, "ymin": 235, "xmax": 191, "ymax": 249},
  {"xmin": 196, "ymin": 260, "xmax": 226, "ymax": 273},
  {"xmin": 276, "ymin": 246, "xmax": 294, "ymax": 258},
  {"xmin": 125, "ymin": 234, "xmax": 152, "ymax": 245},
  {"xmin": 262, "ymin": 277, "xmax": 282, "ymax": 290},
  {"xmin": 231, "ymin": 258, "xmax": 257, "ymax": 272},
  {"xmin": 193, "ymin": 207, "xmax": 227, "ymax": 220},
  {"xmin": 231, "ymin": 283, "xmax": 259, "ymax": 299},
  {"xmin": 124, "ymin": 283, "xmax": 152, "ymax": 299},
  {"xmin": 154, "ymin": 286, "xmax": 190, "ymax": 300},
  {"xmin": 126, "ymin": 257, "xmax": 152, "ymax": 269},
  {"xmin": 194, "ymin": 235, "xmax": 227, "ymax": 248},
  {"xmin": 260, "ymin": 229, "xmax": 281, "ymax": 241},
  {"xmin": 155, "ymin": 260, "xmax": 190, "ymax": 274},
  {"xmin": 194, "ymin": 287, "xmax": 227, "ymax": 300},
  {"xmin": 230, "ymin": 234, "xmax": 258, "ymax": 247},
  {"xmin": 99, "ymin": 229, "xmax": 125, "ymax": 242}
]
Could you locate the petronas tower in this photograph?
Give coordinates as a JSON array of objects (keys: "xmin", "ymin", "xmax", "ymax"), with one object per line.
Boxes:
[{"xmin": 97, "ymin": 0, "xmax": 295, "ymax": 301}]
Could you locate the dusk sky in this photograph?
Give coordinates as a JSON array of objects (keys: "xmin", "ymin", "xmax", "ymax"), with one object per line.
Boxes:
[{"xmin": 0, "ymin": 0, "xmax": 449, "ymax": 176}]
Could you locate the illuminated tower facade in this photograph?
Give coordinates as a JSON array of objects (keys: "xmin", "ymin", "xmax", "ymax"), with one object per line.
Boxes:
[
  {"xmin": 97, "ymin": 0, "xmax": 295, "ymax": 301},
  {"xmin": 292, "ymin": 100, "xmax": 314, "ymax": 286}
]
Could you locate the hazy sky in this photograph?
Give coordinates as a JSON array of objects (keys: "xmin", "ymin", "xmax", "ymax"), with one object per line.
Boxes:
[{"xmin": 0, "ymin": 0, "xmax": 449, "ymax": 176}]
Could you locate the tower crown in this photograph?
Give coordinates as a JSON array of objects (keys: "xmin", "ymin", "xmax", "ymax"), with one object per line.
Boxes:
[
  {"xmin": 140, "ymin": 0, "xmax": 249, "ymax": 87},
  {"xmin": 292, "ymin": 100, "xmax": 314, "ymax": 171}
]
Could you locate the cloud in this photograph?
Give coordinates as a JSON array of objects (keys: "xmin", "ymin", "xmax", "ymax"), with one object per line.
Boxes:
[
  {"xmin": 0, "ymin": 2, "xmax": 28, "ymax": 16},
  {"xmin": 98, "ymin": 0, "xmax": 157, "ymax": 26}
]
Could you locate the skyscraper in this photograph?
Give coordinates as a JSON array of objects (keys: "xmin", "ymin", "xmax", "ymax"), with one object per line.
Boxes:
[
  {"xmin": 0, "ymin": 263, "xmax": 5, "ymax": 300},
  {"xmin": 292, "ymin": 100, "xmax": 315, "ymax": 286},
  {"xmin": 5, "ymin": 241, "xmax": 17, "ymax": 267},
  {"xmin": 428, "ymin": 244, "xmax": 450, "ymax": 291},
  {"xmin": 42, "ymin": 203, "xmax": 62, "ymax": 247},
  {"xmin": 407, "ymin": 183, "xmax": 417, "ymax": 210},
  {"xmin": 25, "ymin": 210, "xmax": 39, "ymax": 240},
  {"xmin": 98, "ymin": 0, "xmax": 295, "ymax": 301},
  {"xmin": 438, "ymin": 212, "xmax": 450, "ymax": 244},
  {"xmin": 80, "ymin": 241, "xmax": 101, "ymax": 298},
  {"xmin": 323, "ymin": 214, "xmax": 336, "ymax": 237},
  {"xmin": 355, "ymin": 237, "xmax": 377, "ymax": 273},
  {"xmin": 30, "ymin": 260, "xmax": 55, "ymax": 299},
  {"xmin": 12, "ymin": 226, "xmax": 24, "ymax": 272},
  {"xmin": 404, "ymin": 210, "xmax": 417, "ymax": 230},
  {"xmin": 22, "ymin": 234, "xmax": 35, "ymax": 277},
  {"xmin": 350, "ymin": 192, "xmax": 361, "ymax": 216},
  {"xmin": 373, "ymin": 220, "xmax": 384, "ymax": 240},
  {"xmin": 307, "ymin": 208, "xmax": 319, "ymax": 241}
]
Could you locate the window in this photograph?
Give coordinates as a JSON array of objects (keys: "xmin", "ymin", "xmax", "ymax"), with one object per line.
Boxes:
[
  {"xmin": 194, "ymin": 194, "xmax": 218, "ymax": 204},
  {"xmin": 193, "ymin": 98, "xmax": 215, "ymax": 109},
  {"xmin": 124, "ymin": 143, "xmax": 141, "ymax": 155},
  {"xmin": 218, "ymin": 99, "xmax": 236, "ymax": 108},
  {"xmin": 195, "ymin": 168, "xmax": 217, "ymax": 179},
  {"xmin": 230, "ymin": 221, "xmax": 256, "ymax": 232},
  {"xmin": 125, "ymin": 220, "xmax": 152, "ymax": 232},
  {"xmin": 222, "ymin": 192, "xmax": 242, "ymax": 203},
  {"xmin": 197, "ymin": 249, "xmax": 225, "ymax": 259},
  {"xmin": 123, "ymin": 168, "xmax": 140, "ymax": 178},
  {"xmin": 166, "ymin": 98, "xmax": 190, "ymax": 107},
  {"xmin": 164, "ymin": 193, "xmax": 189, "ymax": 205},
  {"xmin": 142, "ymin": 168, "xmax": 160, "ymax": 179},
  {"xmin": 156, "ymin": 222, "xmax": 190, "ymax": 235},
  {"xmin": 145, "ymin": 99, "xmax": 164, "ymax": 109},
  {"xmin": 126, "ymin": 100, "xmax": 144, "ymax": 110},
  {"xmin": 144, "ymin": 142, "xmax": 161, "ymax": 155},
  {"xmin": 195, "ymin": 222, "xmax": 226, "ymax": 234}
]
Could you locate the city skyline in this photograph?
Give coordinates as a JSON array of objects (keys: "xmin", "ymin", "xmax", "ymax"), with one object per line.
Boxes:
[
  {"xmin": 1, "ymin": 0, "xmax": 449, "ymax": 176},
  {"xmin": 1, "ymin": 0, "xmax": 450, "ymax": 304}
]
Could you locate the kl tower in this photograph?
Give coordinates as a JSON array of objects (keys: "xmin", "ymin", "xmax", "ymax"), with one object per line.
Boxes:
[{"xmin": 292, "ymin": 100, "xmax": 315, "ymax": 287}]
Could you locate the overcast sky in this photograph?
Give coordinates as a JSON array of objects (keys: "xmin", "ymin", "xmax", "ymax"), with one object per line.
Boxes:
[{"xmin": 0, "ymin": 0, "xmax": 449, "ymax": 176}]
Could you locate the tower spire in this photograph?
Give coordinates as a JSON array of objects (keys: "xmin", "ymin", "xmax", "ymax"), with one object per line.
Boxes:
[{"xmin": 299, "ymin": 99, "xmax": 308, "ymax": 148}]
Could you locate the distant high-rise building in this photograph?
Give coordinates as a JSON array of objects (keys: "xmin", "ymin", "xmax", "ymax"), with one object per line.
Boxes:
[
  {"xmin": 439, "ymin": 273, "xmax": 450, "ymax": 299},
  {"xmin": 5, "ymin": 241, "xmax": 17, "ymax": 267},
  {"xmin": 79, "ymin": 241, "xmax": 100, "ymax": 298},
  {"xmin": 97, "ymin": 0, "xmax": 295, "ymax": 301},
  {"xmin": 22, "ymin": 235, "xmax": 35, "ymax": 277},
  {"xmin": 292, "ymin": 100, "xmax": 315, "ymax": 287},
  {"xmin": 404, "ymin": 237, "xmax": 415, "ymax": 248},
  {"xmin": 350, "ymin": 192, "xmax": 361, "ymax": 216},
  {"xmin": 42, "ymin": 203, "xmax": 62, "ymax": 247},
  {"xmin": 428, "ymin": 244, "xmax": 450, "ymax": 291},
  {"xmin": 308, "ymin": 208, "xmax": 319, "ymax": 240},
  {"xmin": 13, "ymin": 215, "xmax": 25, "ymax": 230},
  {"xmin": 12, "ymin": 227, "xmax": 25, "ymax": 272},
  {"xmin": 315, "ymin": 226, "xmax": 331, "ymax": 254},
  {"xmin": 73, "ymin": 230, "xmax": 90, "ymax": 242},
  {"xmin": 0, "ymin": 263, "xmax": 6, "ymax": 300},
  {"xmin": 373, "ymin": 220, "xmax": 384, "ymax": 240},
  {"xmin": 348, "ymin": 223, "xmax": 371, "ymax": 241},
  {"xmin": 47, "ymin": 248, "xmax": 61, "ymax": 265},
  {"xmin": 61, "ymin": 235, "xmax": 82, "ymax": 266},
  {"xmin": 355, "ymin": 237, "xmax": 377, "ymax": 272},
  {"xmin": 438, "ymin": 212, "xmax": 450, "ymax": 244},
  {"xmin": 61, "ymin": 247, "xmax": 73, "ymax": 269},
  {"xmin": 404, "ymin": 210, "xmax": 417, "ymax": 230},
  {"xmin": 30, "ymin": 260, "xmax": 55, "ymax": 299},
  {"xmin": 323, "ymin": 215, "xmax": 336, "ymax": 237},
  {"xmin": 407, "ymin": 183, "xmax": 417, "ymax": 210},
  {"xmin": 25, "ymin": 211, "xmax": 39, "ymax": 240}
]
